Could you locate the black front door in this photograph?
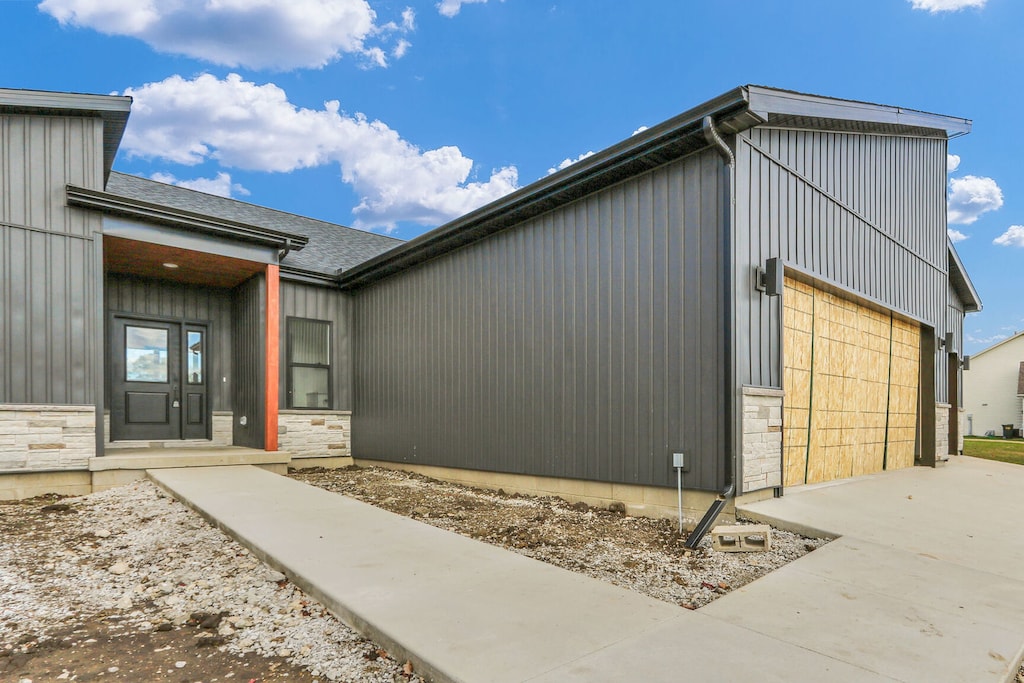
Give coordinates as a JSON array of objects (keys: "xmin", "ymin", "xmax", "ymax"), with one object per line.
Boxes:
[{"xmin": 110, "ymin": 317, "xmax": 209, "ymax": 441}]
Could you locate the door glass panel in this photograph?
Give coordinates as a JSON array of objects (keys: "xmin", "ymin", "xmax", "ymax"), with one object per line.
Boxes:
[
  {"xmin": 291, "ymin": 367, "xmax": 329, "ymax": 408},
  {"xmin": 187, "ymin": 331, "xmax": 204, "ymax": 384},
  {"xmin": 125, "ymin": 326, "xmax": 168, "ymax": 382}
]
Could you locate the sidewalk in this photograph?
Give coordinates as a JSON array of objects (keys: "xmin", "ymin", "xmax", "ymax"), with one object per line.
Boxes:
[{"xmin": 149, "ymin": 459, "xmax": 1024, "ymax": 682}]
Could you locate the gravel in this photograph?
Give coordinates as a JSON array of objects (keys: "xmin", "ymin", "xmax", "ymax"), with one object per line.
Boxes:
[{"xmin": 0, "ymin": 479, "xmax": 423, "ymax": 682}]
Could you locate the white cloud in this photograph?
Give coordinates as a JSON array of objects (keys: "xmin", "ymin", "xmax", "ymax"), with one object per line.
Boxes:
[
  {"xmin": 947, "ymin": 154, "xmax": 960, "ymax": 173},
  {"xmin": 965, "ymin": 331, "xmax": 1007, "ymax": 346},
  {"xmin": 909, "ymin": 0, "xmax": 986, "ymax": 12},
  {"xmin": 38, "ymin": 0, "xmax": 412, "ymax": 70},
  {"xmin": 947, "ymin": 175, "xmax": 1003, "ymax": 225},
  {"xmin": 393, "ymin": 39, "xmax": 411, "ymax": 59},
  {"xmin": 547, "ymin": 150, "xmax": 595, "ymax": 175},
  {"xmin": 631, "ymin": 125, "xmax": 649, "ymax": 137},
  {"xmin": 994, "ymin": 225, "xmax": 1024, "ymax": 247},
  {"xmin": 437, "ymin": 0, "xmax": 491, "ymax": 17},
  {"xmin": 947, "ymin": 228, "xmax": 968, "ymax": 243},
  {"xmin": 150, "ymin": 171, "xmax": 249, "ymax": 198},
  {"xmin": 121, "ymin": 74, "xmax": 519, "ymax": 231}
]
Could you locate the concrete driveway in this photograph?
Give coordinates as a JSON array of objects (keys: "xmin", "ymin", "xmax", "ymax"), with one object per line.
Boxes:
[{"xmin": 726, "ymin": 455, "xmax": 1024, "ymax": 682}]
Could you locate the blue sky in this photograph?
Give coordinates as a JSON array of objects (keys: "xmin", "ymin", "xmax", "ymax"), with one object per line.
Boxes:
[{"xmin": 0, "ymin": 0, "xmax": 1020, "ymax": 353}]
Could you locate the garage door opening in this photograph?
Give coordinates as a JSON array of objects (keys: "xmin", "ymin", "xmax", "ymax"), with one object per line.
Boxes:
[{"xmin": 782, "ymin": 278, "xmax": 920, "ymax": 487}]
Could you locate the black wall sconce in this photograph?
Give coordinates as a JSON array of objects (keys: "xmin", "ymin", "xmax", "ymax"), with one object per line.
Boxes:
[{"xmin": 755, "ymin": 257, "xmax": 782, "ymax": 297}]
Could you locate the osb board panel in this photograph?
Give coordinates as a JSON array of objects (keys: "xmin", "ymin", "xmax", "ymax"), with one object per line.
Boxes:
[
  {"xmin": 886, "ymin": 317, "xmax": 921, "ymax": 471},
  {"xmin": 783, "ymin": 278, "xmax": 814, "ymax": 487},
  {"xmin": 783, "ymin": 277, "xmax": 920, "ymax": 486}
]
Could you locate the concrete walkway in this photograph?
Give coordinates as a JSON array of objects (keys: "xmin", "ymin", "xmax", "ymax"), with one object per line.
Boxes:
[{"xmin": 149, "ymin": 457, "xmax": 1024, "ymax": 682}]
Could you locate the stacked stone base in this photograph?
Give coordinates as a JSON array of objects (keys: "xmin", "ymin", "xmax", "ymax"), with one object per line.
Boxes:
[
  {"xmin": 742, "ymin": 387, "xmax": 783, "ymax": 493},
  {"xmin": 278, "ymin": 410, "xmax": 352, "ymax": 463},
  {"xmin": 0, "ymin": 404, "xmax": 96, "ymax": 471}
]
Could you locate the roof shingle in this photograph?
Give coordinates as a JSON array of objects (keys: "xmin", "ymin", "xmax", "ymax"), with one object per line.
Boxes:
[{"xmin": 104, "ymin": 172, "xmax": 402, "ymax": 275}]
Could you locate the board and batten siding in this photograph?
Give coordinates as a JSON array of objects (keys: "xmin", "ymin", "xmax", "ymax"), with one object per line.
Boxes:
[
  {"xmin": 353, "ymin": 148, "xmax": 728, "ymax": 491},
  {"xmin": 734, "ymin": 128, "xmax": 955, "ymax": 402},
  {"xmin": 231, "ymin": 274, "xmax": 265, "ymax": 448},
  {"xmin": 279, "ymin": 281, "xmax": 353, "ymax": 411},
  {"xmin": 1, "ymin": 113, "xmax": 105, "ymax": 405},
  {"xmin": 104, "ymin": 273, "xmax": 234, "ymax": 411}
]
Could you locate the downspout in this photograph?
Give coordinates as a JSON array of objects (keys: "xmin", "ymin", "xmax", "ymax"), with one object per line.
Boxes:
[
  {"xmin": 702, "ymin": 115, "xmax": 736, "ymax": 501},
  {"xmin": 684, "ymin": 116, "xmax": 736, "ymax": 549},
  {"xmin": 278, "ymin": 238, "xmax": 293, "ymax": 262}
]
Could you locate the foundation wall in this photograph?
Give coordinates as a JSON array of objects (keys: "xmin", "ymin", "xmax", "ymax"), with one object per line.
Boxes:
[{"xmin": 353, "ymin": 459, "xmax": 735, "ymax": 528}]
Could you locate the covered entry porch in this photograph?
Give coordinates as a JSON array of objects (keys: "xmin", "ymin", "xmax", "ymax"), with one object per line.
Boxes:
[{"xmin": 66, "ymin": 182, "xmax": 306, "ymax": 457}]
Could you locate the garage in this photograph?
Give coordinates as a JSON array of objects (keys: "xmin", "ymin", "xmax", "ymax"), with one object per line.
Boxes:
[{"xmin": 783, "ymin": 278, "xmax": 920, "ymax": 487}]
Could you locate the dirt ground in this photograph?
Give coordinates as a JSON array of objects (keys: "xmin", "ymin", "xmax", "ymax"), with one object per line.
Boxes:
[
  {"xmin": 0, "ymin": 490, "xmax": 417, "ymax": 683},
  {"xmin": 1, "ymin": 615, "xmax": 318, "ymax": 682},
  {"xmin": 290, "ymin": 465, "xmax": 826, "ymax": 610}
]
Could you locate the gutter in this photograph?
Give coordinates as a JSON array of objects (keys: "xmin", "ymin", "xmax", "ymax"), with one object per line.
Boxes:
[
  {"xmin": 66, "ymin": 185, "xmax": 309, "ymax": 252},
  {"xmin": 339, "ymin": 87, "xmax": 758, "ymax": 290}
]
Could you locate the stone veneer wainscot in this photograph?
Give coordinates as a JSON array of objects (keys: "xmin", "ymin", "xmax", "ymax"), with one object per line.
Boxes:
[
  {"xmin": 0, "ymin": 404, "xmax": 96, "ymax": 471},
  {"xmin": 278, "ymin": 410, "xmax": 351, "ymax": 460},
  {"xmin": 742, "ymin": 386, "xmax": 783, "ymax": 492}
]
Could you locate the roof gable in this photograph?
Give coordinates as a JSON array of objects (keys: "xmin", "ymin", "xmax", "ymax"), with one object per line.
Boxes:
[{"xmin": 0, "ymin": 87, "xmax": 131, "ymax": 185}]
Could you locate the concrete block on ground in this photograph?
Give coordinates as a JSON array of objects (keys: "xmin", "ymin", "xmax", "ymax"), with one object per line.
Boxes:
[{"xmin": 711, "ymin": 524, "xmax": 772, "ymax": 552}]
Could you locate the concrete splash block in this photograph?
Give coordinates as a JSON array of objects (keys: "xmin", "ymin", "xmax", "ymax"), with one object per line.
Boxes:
[{"xmin": 711, "ymin": 524, "xmax": 772, "ymax": 552}]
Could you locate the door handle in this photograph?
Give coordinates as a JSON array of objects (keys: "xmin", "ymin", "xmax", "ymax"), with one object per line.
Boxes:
[{"xmin": 172, "ymin": 384, "xmax": 180, "ymax": 409}]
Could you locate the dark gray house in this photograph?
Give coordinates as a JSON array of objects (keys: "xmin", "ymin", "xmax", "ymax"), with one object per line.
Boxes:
[{"xmin": 0, "ymin": 85, "xmax": 981, "ymax": 521}]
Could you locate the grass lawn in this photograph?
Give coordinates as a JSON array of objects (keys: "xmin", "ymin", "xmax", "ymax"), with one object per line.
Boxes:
[{"xmin": 962, "ymin": 436, "xmax": 1024, "ymax": 466}]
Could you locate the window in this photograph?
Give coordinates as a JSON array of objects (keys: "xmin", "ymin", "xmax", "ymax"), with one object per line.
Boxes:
[
  {"xmin": 187, "ymin": 330, "xmax": 204, "ymax": 384},
  {"xmin": 125, "ymin": 325, "xmax": 169, "ymax": 382},
  {"xmin": 287, "ymin": 318, "xmax": 331, "ymax": 409}
]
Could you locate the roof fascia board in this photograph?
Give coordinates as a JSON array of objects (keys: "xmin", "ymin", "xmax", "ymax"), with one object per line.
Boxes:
[
  {"xmin": 746, "ymin": 86, "xmax": 972, "ymax": 137},
  {"xmin": 103, "ymin": 215, "xmax": 279, "ymax": 265},
  {"xmin": 0, "ymin": 88, "xmax": 131, "ymax": 114},
  {"xmin": 970, "ymin": 330, "xmax": 1024, "ymax": 360},
  {"xmin": 947, "ymin": 240, "xmax": 982, "ymax": 312},
  {"xmin": 67, "ymin": 185, "xmax": 309, "ymax": 251},
  {"xmin": 340, "ymin": 87, "xmax": 755, "ymax": 289}
]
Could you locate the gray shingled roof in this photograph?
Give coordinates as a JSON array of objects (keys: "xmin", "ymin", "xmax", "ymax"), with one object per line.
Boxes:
[{"xmin": 105, "ymin": 172, "xmax": 403, "ymax": 275}]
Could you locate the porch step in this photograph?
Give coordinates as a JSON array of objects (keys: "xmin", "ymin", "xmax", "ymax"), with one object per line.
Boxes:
[
  {"xmin": 105, "ymin": 439, "xmax": 230, "ymax": 450},
  {"xmin": 90, "ymin": 447, "xmax": 290, "ymax": 472}
]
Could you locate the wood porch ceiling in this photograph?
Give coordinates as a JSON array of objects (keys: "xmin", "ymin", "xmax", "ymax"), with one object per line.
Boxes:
[{"xmin": 103, "ymin": 235, "xmax": 266, "ymax": 288}]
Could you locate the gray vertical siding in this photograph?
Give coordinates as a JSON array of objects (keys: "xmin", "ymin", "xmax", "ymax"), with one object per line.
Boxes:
[
  {"xmin": 947, "ymin": 281, "xmax": 966, "ymax": 406},
  {"xmin": 231, "ymin": 274, "xmax": 265, "ymax": 448},
  {"xmin": 353, "ymin": 148, "xmax": 728, "ymax": 491},
  {"xmin": 104, "ymin": 273, "xmax": 234, "ymax": 410},
  {"xmin": 279, "ymin": 281, "xmax": 353, "ymax": 410},
  {"xmin": 733, "ymin": 128, "xmax": 954, "ymax": 402},
  {"xmin": 0, "ymin": 114, "xmax": 104, "ymax": 405}
]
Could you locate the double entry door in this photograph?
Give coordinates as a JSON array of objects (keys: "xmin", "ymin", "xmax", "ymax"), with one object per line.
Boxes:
[{"xmin": 110, "ymin": 316, "xmax": 209, "ymax": 441}]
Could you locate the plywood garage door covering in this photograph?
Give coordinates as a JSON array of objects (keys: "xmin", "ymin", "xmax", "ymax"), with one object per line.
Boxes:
[{"xmin": 783, "ymin": 278, "xmax": 920, "ymax": 487}]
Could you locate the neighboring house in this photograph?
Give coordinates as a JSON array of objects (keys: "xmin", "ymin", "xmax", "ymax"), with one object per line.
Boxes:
[
  {"xmin": 962, "ymin": 331, "xmax": 1024, "ymax": 437},
  {"xmin": 0, "ymin": 85, "xmax": 981, "ymax": 521}
]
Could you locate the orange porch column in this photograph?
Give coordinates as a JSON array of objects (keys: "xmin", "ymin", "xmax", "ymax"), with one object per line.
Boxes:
[{"xmin": 264, "ymin": 263, "xmax": 280, "ymax": 451}]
